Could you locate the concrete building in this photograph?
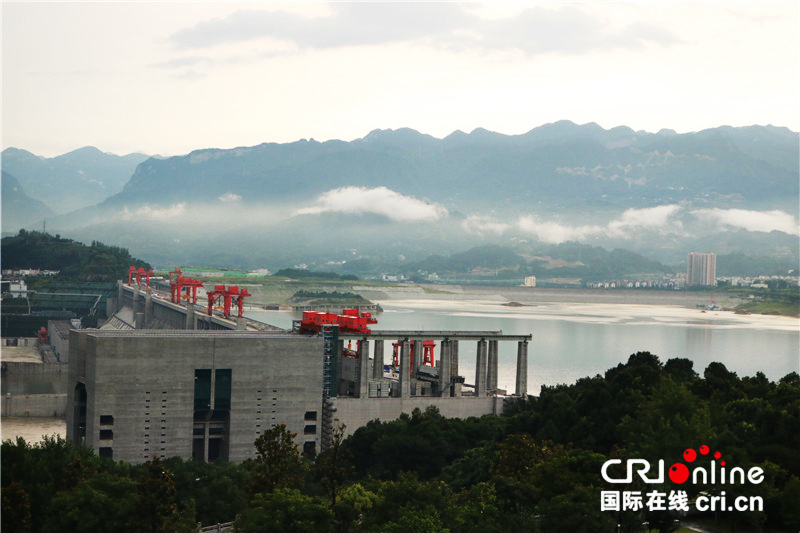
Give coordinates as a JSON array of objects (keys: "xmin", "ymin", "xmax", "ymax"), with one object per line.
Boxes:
[
  {"xmin": 67, "ymin": 330, "xmax": 324, "ymax": 462},
  {"xmin": 523, "ymin": 276, "xmax": 537, "ymax": 287},
  {"xmin": 687, "ymin": 252, "xmax": 717, "ymax": 286},
  {"xmin": 66, "ymin": 282, "xmax": 532, "ymax": 464},
  {"xmin": 0, "ymin": 279, "xmax": 28, "ymax": 297}
]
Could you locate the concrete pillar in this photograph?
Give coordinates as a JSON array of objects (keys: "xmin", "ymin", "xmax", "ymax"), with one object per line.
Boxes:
[
  {"xmin": 132, "ymin": 286, "xmax": 141, "ymax": 316},
  {"xmin": 117, "ymin": 282, "xmax": 123, "ymax": 313},
  {"xmin": 134, "ymin": 312, "xmax": 144, "ymax": 329},
  {"xmin": 203, "ymin": 423, "xmax": 210, "ymax": 463},
  {"xmin": 487, "ymin": 340, "xmax": 498, "ymax": 393},
  {"xmin": 412, "ymin": 340, "xmax": 422, "ymax": 375},
  {"xmin": 515, "ymin": 340, "xmax": 528, "ymax": 396},
  {"xmin": 358, "ymin": 339, "xmax": 369, "ymax": 398},
  {"xmin": 399, "ymin": 340, "xmax": 411, "ymax": 399},
  {"xmin": 439, "ymin": 340, "xmax": 451, "ymax": 397},
  {"xmin": 185, "ymin": 303, "xmax": 196, "ymax": 330},
  {"xmin": 475, "ymin": 339, "xmax": 487, "ymax": 397},
  {"xmin": 144, "ymin": 289, "xmax": 153, "ymax": 328},
  {"xmin": 452, "ymin": 340, "xmax": 461, "ymax": 397},
  {"xmin": 236, "ymin": 317, "xmax": 246, "ymax": 330},
  {"xmin": 372, "ymin": 340, "xmax": 384, "ymax": 380}
]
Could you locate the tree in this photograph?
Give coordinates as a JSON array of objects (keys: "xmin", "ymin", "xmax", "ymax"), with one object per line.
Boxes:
[
  {"xmin": 538, "ymin": 485, "xmax": 617, "ymax": 533},
  {"xmin": 1, "ymin": 482, "xmax": 31, "ymax": 533},
  {"xmin": 314, "ymin": 422, "xmax": 352, "ymax": 506},
  {"xmin": 165, "ymin": 457, "xmax": 248, "ymax": 527},
  {"xmin": 132, "ymin": 458, "xmax": 195, "ymax": 533},
  {"xmin": 359, "ymin": 473, "xmax": 454, "ymax": 532},
  {"xmin": 1, "ymin": 435, "xmax": 98, "ymax": 533},
  {"xmin": 43, "ymin": 473, "xmax": 138, "ymax": 533},
  {"xmin": 494, "ymin": 435, "xmax": 568, "ymax": 482},
  {"xmin": 235, "ymin": 488, "xmax": 335, "ymax": 533},
  {"xmin": 244, "ymin": 424, "xmax": 306, "ymax": 497}
]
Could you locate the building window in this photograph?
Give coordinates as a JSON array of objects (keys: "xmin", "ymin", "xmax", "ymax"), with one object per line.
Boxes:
[
  {"xmin": 215, "ymin": 369, "xmax": 232, "ymax": 410},
  {"xmin": 99, "ymin": 429, "xmax": 113, "ymax": 440},
  {"xmin": 304, "ymin": 411, "xmax": 317, "ymax": 421},
  {"xmin": 99, "ymin": 415, "xmax": 114, "ymax": 425},
  {"xmin": 304, "ymin": 424, "xmax": 317, "ymax": 435},
  {"xmin": 194, "ymin": 369, "xmax": 212, "ymax": 411},
  {"xmin": 99, "ymin": 447, "xmax": 113, "ymax": 459}
]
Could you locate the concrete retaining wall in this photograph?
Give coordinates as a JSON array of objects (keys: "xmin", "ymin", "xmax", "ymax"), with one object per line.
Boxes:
[
  {"xmin": 2, "ymin": 394, "xmax": 67, "ymax": 417},
  {"xmin": 1, "ymin": 362, "xmax": 68, "ymax": 395}
]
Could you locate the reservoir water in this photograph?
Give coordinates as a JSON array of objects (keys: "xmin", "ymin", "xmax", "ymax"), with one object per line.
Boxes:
[{"xmin": 246, "ymin": 295, "xmax": 800, "ymax": 395}]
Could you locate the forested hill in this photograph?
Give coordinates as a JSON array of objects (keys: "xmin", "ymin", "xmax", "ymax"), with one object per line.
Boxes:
[{"xmin": 0, "ymin": 230, "xmax": 150, "ymax": 280}]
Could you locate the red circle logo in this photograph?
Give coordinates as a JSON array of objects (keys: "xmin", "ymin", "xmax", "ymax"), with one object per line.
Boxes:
[
  {"xmin": 683, "ymin": 448, "xmax": 697, "ymax": 462},
  {"xmin": 668, "ymin": 463, "xmax": 690, "ymax": 484}
]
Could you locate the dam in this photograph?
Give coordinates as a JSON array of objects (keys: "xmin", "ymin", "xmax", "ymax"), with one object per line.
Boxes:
[{"xmin": 43, "ymin": 271, "xmax": 531, "ymax": 464}]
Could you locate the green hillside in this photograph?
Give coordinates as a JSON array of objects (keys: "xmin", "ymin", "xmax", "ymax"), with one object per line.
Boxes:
[{"xmin": 1, "ymin": 230, "xmax": 150, "ymax": 281}]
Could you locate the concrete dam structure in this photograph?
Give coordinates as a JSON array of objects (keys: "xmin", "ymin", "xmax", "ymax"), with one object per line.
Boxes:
[{"xmin": 67, "ymin": 280, "xmax": 532, "ymax": 464}]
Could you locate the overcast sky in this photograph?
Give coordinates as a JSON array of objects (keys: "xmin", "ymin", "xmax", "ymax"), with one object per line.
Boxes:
[{"xmin": 2, "ymin": 2, "xmax": 798, "ymax": 157}]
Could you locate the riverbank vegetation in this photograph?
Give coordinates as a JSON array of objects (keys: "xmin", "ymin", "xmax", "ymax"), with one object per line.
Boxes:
[
  {"xmin": 731, "ymin": 288, "xmax": 800, "ymax": 318},
  {"xmin": 3, "ymin": 353, "xmax": 799, "ymax": 532},
  {"xmin": 290, "ymin": 290, "xmax": 371, "ymax": 306}
]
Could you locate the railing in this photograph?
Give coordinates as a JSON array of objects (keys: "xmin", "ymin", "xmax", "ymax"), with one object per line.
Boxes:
[{"xmin": 198, "ymin": 522, "xmax": 234, "ymax": 533}]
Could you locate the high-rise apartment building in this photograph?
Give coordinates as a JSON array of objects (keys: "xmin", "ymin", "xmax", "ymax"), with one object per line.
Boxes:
[{"xmin": 687, "ymin": 252, "xmax": 717, "ymax": 286}]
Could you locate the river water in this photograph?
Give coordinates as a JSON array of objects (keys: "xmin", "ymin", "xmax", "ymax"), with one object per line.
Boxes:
[{"xmin": 246, "ymin": 294, "xmax": 800, "ymax": 395}]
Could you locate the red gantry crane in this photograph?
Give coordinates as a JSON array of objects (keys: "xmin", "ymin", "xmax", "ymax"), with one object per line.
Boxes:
[
  {"xmin": 391, "ymin": 340, "xmax": 436, "ymax": 373},
  {"xmin": 206, "ymin": 285, "xmax": 251, "ymax": 319},
  {"xmin": 169, "ymin": 268, "xmax": 204, "ymax": 305},
  {"xmin": 128, "ymin": 266, "xmax": 154, "ymax": 290}
]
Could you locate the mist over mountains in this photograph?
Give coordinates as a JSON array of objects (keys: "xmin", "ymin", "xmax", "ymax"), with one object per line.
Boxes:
[{"xmin": 2, "ymin": 121, "xmax": 798, "ymax": 275}]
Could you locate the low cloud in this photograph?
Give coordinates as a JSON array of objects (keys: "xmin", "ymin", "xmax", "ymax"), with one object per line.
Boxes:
[
  {"xmin": 295, "ymin": 186, "xmax": 448, "ymax": 223},
  {"xmin": 120, "ymin": 203, "xmax": 187, "ymax": 221},
  {"xmin": 692, "ymin": 208, "xmax": 799, "ymax": 236},
  {"xmin": 461, "ymin": 215, "xmax": 511, "ymax": 236},
  {"xmin": 607, "ymin": 205, "xmax": 682, "ymax": 237},
  {"xmin": 517, "ymin": 204, "xmax": 683, "ymax": 244},
  {"xmin": 219, "ymin": 192, "xmax": 242, "ymax": 203},
  {"xmin": 517, "ymin": 216, "xmax": 605, "ymax": 244}
]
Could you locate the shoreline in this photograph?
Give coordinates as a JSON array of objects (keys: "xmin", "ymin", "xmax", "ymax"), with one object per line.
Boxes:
[{"xmin": 361, "ymin": 283, "xmax": 745, "ymax": 308}]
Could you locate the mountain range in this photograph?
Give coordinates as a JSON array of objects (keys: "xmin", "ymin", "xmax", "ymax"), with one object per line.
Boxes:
[
  {"xmin": 105, "ymin": 121, "xmax": 797, "ymax": 214},
  {"xmin": 2, "ymin": 122, "xmax": 797, "ymax": 275},
  {"xmin": 1, "ymin": 171, "xmax": 54, "ymax": 231},
  {"xmin": 1, "ymin": 146, "xmax": 148, "ymax": 219}
]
